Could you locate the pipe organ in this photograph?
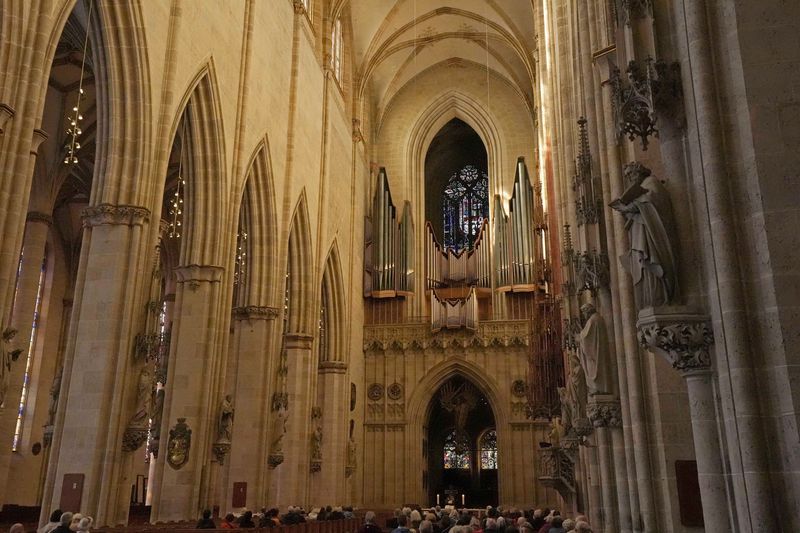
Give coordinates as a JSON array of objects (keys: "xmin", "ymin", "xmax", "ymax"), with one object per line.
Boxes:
[
  {"xmin": 431, "ymin": 287, "xmax": 478, "ymax": 332},
  {"xmin": 494, "ymin": 157, "xmax": 549, "ymax": 292},
  {"xmin": 425, "ymin": 220, "xmax": 491, "ymax": 291},
  {"xmin": 364, "ymin": 168, "xmax": 414, "ymax": 298}
]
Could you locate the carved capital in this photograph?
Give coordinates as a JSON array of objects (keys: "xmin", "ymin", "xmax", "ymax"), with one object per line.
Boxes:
[
  {"xmin": 0, "ymin": 103, "xmax": 15, "ymax": 134},
  {"xmin": 233, "ymin": 306, "xmax": 279, "ymax": 321},
  {"xmin": 637, "ymin": 307, "xmax": 714, "ymax": 375},
  {"xmin": 284, "ymin": 332, "xmax": 314, "ymax": 350},
  {"xmin": 586, "ymin": 396, "xmax": 623, "ymax": 428},
  {"xmin": 174, "ymin": 264, "xmax": 224, "ymax": 288},
  {"xmin": 26, "ymin": 211, "xmax": 53, "ymax": 227},
  {"xmin": 352, "ymin": 119, "xmax": 364, "ymax": 143},
  {"xmin": 268, "ymin": 453, "xmax": 284, "ymax": 468},
  {"xmin": 293, "ymin": 0, "xmax": 307, "ymax": 15},
  {"xmin": 82, "ymin": 204, "xmax": 150, "ymax": 228},
  {"xmin": 620, "ymin": 0, "xmax": 653, "ymax": 26},
  {"xmin": 319, "ymin": 360, "xmax": 348, "ymax": 374}
]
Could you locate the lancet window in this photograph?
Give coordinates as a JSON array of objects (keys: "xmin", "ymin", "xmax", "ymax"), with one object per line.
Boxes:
[
  {"xmin": 479, "ymin": 429, "xmax": 498, "ymax": 470},
  {"xmin": 443, "ymin": 429, "xmax": 471, "ymax": 469},
  {"xmin": 442, "ymin": 165, "xmax": 489, "ymax": 252}
]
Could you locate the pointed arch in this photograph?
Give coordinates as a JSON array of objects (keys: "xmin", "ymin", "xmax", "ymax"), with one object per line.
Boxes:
[
  {"xmin": 286, "ymin": 190, "xmax": 313, "ymax": 335},
  {"xmin": 319, "ymin": 239, "xmax": 346, "ymax": 364},
  {"xmin": 167, "ymin": 61, "xmax": 228, "ymax": 266},
  {"xmin": 235, "ymin": 137, "xmax": 278, "ymax": 307}
]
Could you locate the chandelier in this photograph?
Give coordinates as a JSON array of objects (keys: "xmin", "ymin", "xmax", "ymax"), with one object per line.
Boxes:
[{"xmin": 64, "ymin": 0, "xmax": 94, "ymax": 165}]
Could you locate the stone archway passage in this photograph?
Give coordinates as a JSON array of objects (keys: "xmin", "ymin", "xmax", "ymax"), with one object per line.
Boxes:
[{"xmin": 426, "ymin": 374, "xmax": 498, "ymax": 507}]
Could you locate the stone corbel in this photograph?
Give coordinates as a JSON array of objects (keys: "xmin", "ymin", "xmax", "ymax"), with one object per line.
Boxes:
[
  {"xmin": 292, "ymin": 0, "xmax": 306, "ymax": 16},
  {"xmin": 31, "ymin": 129, "xmax": 48, "ymax": 155},
  {"xmin": 82, "ymin": 204, "xmax": 151, "ymax": 228},
  {"xmin": 212, "ymin": 441, "xmax": 231, "ymax": 465},
  {"xmin": 636, "ymin": 306, "xmax": 714, "ymax": 375},
  {"xmin": 352, "ymin": 119, "xmax": 364, "ymax": 143},
  {"xmin": 0, "ymin": 103, "xmax": 14, "ymax": 135}
]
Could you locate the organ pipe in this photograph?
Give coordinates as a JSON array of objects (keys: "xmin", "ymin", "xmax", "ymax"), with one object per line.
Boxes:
[
  {"xmin": 364, "ymin": 168, "xmax": 415, "ymax": 298},
  {"xmin": 431, "ymin": 287, "xmax": 478, "ymax": 332},
  {"xmin": 425, "ymin": 220, "xmax": 490, "ymax": 290}
]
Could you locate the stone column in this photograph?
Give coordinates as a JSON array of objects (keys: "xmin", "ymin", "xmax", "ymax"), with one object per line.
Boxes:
[
  {"xmin": 149, "ymin": 264, "xmax": 225, "ymax": 522},
  {"xmin": 0, "ymin": 210, "xmax": 51, "ymax": 506},
  {"xmin": 637, "ymin": 308, "xmax": 732, "ymax": 530},
  {"xmin": 226, "ymin": 305, "xmax": 279, "ymax": 512},
  {"xmin": 269, "ymin": 332, "xmax": 313, "ymax": 507},
  {"xmin": 312, "ymin": 361, "xmax": 348, "ymax": 504},
  {"xmin": 587, "ymin": 396, "xmax": 623, "ymax": 533},
  {"xmin": 42, "ymin": 204, "xmax": 151, "ymax": 527}
]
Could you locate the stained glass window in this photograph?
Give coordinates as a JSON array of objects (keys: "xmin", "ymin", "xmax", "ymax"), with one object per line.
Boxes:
[
  {"xmin": 442, "ymin": 165, "xmax": 489, "ymax": 252},
  {"xmin": 332, "ymin": 17, "xmax": 343, "ymax": 81},
  {"xmin": 479, "ymin": 429, "xmax": 497, "ymax": 470},
  {"xmin": 443, "ymin": 429, "xmax": 471, "ymax": 469}
]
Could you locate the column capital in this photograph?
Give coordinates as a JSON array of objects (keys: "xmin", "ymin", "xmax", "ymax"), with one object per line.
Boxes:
[
  {"xmin": 232, "ymin": 306, "xmax": 279, "ymax": 321},
  {"xmin": 82, "ymin": 203, "xmax": 150, "ymax": 227},
  {"xmin": 293, "ymin": 0, "xmax": 306, "ymax": 15},
  {"xmin": 0, "ymin": 103, "xmax": 14, "ymax": 134},
  {"xmin": 586, "ymin": 395, "xmax": 623, "ymax": 428},
  {"xmin": 31, "ymin": 128, "xmax": 48, "ymax": 155},
  {"xmin": 284, "ymin": 332, "xmax": 314, "ymax": 350},
  {"xmin": 318, "ymin": 360, "xmax": 348, "ymax": 374},
  {"xmin": 174, "ymin": 264, "xmax": 224, "ymax": 287},
  {"xmin": 26, "ymin": 211, "xmax": 53, "ymax": 226},
  {"xmin": 637, "ymin": 306, "xmax": 714, "ymax": 375}
]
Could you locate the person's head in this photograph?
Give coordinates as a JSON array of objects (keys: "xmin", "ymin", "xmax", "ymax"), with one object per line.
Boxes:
[
  {"xmin": 10, "ymin": 524, "xmax": 24, "ymax": 533},
  {"xmin": 410, "ymin": 510, "xmax": 422, "ymax": 523},
  {"xmin": 420, "ymin": 520, "xmax": 433, "ymax": 533},
  {"xmin": 402, "ymin": 507, "xmax": 412, "ymax": 517},
  {"xmin": 50, "ymin": 509, "xmax": 63, "ymax": 523},
  {"xmin": 78, "ymin": 517, "xmax": 92, "ymax": 532},
  {"xmin": 496, "ymin": 517, "xmax": 505, "ymax": 528},
  {"xmin": 561, "ymin": 519, "xmax": 575, "ymax": 531},
  {"xmin": 364, "ymin": 511, "xmax": 376, "ymax": 524},
  {"xmin": 202, "ymin": 510, "xmax": 212, "ymax": 520},
  {"xmin": 225, "ymin": 513, "xmax": 235, "ymax": 523},
  {"xmin": 71, "ymin": 513, "xmax": 83, "ymax": 525},
  {"xmin": 623, "ymin": 161, "xmax": 652, "ymax": 187},
  {"xmin": 485, "ymin": 518, "xmax": 497, "ymax": 531},
  {"xmin": 60, "ymin": 512, "xmax": 74, "ymax": 526},
  {"xmin": 326, "ymin": 506, "xmax": 333, "ymax": 513},
  {"xmin": 518, "ymin": 522, "xmax": 534, "ymax": 533},
  {"xmin": 439, "ymin": 515, "xmax": 451, "ymax": 528},
  {"xmin": 243, "ymin": 511, "xmax": 253, "ymax": 520},
  {"xmin": 394, "ymin": 508, "xmax": 402, "ymax": 518},
  {"xmin": 551, "ymin": 517, "xmax": 563, "ymax": 528},
  {"xmin": 574, "ymin": 521, "xmax": 592, "ymax": 533},
  {"xmin": 398, "ymin": 515, "xmax": 407, "ymax": 527},
  {"xmin": 574, "ymin": 515, "xmax": 587, "ymax": 524}
]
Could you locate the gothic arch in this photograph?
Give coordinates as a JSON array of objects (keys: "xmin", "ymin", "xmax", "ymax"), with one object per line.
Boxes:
[
  {"xmin": 236, "ymin": 137, "xmax": 278, "ymax": 307},
  {"xmin": 166, "ymin": 61, "xmax": 228, "ymax": 266},
  {"xmin": 286, "ymin": 190, "xmax": 313, "ymax": 335},
  {"xmin": 319, "ymin": 240, "xmax": 346, "ymax": 364}
]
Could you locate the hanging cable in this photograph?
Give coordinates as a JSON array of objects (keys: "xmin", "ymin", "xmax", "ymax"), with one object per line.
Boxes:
[{"xmin": 64, "ymin": 0, "xmax": 94, "ymax": 165}]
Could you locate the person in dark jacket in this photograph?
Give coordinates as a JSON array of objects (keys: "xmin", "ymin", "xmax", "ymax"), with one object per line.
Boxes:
[
  {"xmin": 197, "ymin": 509, "xmax": 216, "ymax": 529},
  {"xmin": 221, "ymin": 513, "xmax": 237, "ymax": 529},
  {"xmin": 358, "ymin": 511, "xmax": 383, "ymax": 533},
  {"xmin": 239, "ymin": 511, "xmax": 256, "ymax": 528},
  {"xmin": 52, "ymin": 512, "xmax": 74, "ymax": 533}
]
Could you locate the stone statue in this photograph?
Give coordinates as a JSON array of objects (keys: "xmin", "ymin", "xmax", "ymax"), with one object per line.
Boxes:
[
  {"xmin": 310, "ymin": 423, "xmax": 323, "ymax": 461},
  {"xmin": 347, "ymin": 435, "xmax": 357, "ymax": 468},
  {"xmin": 270, "ymin": 404, "xmax": 288, "ymax": 455},
  {"xmin": 218, "ymin": 394, "xmax": 234, "ymax": 442},
  {"xmin": 549, "ymin": 416, "xmax": 564, "ymax": 447},
  {"xmin": 149, "ymin": 388, "xmax": 165, "ymax": 456},
  {"xmin": 567, "ymin": 350, "xmax": 588, "ymax": 420},
  {"xmin": 557, "ymin": 387, "xmax": 573, "ymax": 431},
  {"xmin": 0, "ymin": 328, "xmax": 22, "ymax": 408},
  {"xmin": 578, "ymin": 303, "xmax": 613, "ymax": 396},
  {"xmin": 134, "ymin": 365, "xmax": 153, "ymax": 421},
  {"xmin": 610, "ymin": 162, "xmax": 680, "ymax": 310},
  {"xmin": 47, "ymin": 366, "xmax": 63, "ymax": 426}
]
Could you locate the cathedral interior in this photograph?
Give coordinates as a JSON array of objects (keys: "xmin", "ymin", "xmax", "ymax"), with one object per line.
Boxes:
[{"xmin": 0, "ymin": 1, "xmax": 798, "ymax": 532}]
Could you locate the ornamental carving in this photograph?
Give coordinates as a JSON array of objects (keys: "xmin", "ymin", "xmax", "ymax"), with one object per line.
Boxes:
[
  {"xmin": 212, "ymin": 442, "xmax": 231, "ymax": 465},
  {"xmin": 619, "ymin": 0, "xmax": 652, "ymax": 26},
  {"xmin": 167, "ymin": 418, "xmax": 192, "ymax": 470},
  {"xmin": 122, "ymin": 426, "xmax": 149, "ymax": 452},
  {"xmin": 26, "ymin": 211, "xmax": 53, "ymax": 226},
  {"xmin": 538, "ymin": 447, "xmax": 576, "ymax": 496},
  {"xmin": 363, "ymin": 320, "xmax": 530, "ymax": 352},
  {"xmin": 610, "ymin": 58, "xmax": 683, "ymax": 150},
  {"xmin": 638, "ymin": 314, "xmax": 714, "ymax": 374},
  {"xmin": 387, "ymin": 382, "xmax": 404, "ymax": 400},
  {"xmin": 367, "ymin": 383, "xmax": 384, "ymax": 401},
  {"xmin": 81, "ymin": 204, "xmax": 150, "ymax": 227},
  {"xmin": 233, "ymin": 306, "xmax": 279, "ymax": 321},
  {"xmin": 587, "ymin": 399, "xmax": 623, "ymax": 428},
  {"xmin": 511, "ymin": 380, "xmax": 528, "ymax": 398}
]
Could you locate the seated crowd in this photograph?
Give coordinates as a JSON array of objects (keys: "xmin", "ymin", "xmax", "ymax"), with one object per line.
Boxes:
[{"xmin": 377, "ymin": 506, "xmax": 592, "ymax": 533}]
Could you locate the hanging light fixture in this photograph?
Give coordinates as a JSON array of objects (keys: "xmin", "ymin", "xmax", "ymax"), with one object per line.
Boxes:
[
  {"xmin": 167, "ymin": 170, "xmax": 185, "ymax": 239},
  {"xmin": 234, "ymin": 227, "xmax": 247, "ymax": 287},
  {"xmin": 64, "ymin": 0, "xmax": 94, "ymax": 165}
]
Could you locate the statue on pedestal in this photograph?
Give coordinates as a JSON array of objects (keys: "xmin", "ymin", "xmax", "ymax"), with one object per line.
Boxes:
[
  {"xmin": 217, "ymin": 394, "xmax": 234, "ymax": 442},
  {"xmin": 610, "ymin": 162, "xmax": 680, "ymax": 310},
  {"xmin": 567, "ymin": 350, "xmax": 588, "ymax": 420},
  {"xmin": 0, "ymin": 328, "xmax": 22, "ymax": 408},
  {"xmin": 578, "ymin": 303, "xmax": 613, "ymax": 395},
  {"xmin": 46, "ymin": 366, "xmax": 63, "ymax": 426},
  {"xmin": 133, "ymin": 365, "xmax": 153, "ymax": 422},
  {"xmin": 270, "ymin": 403, "xmax": 288, "ymax": 456}
]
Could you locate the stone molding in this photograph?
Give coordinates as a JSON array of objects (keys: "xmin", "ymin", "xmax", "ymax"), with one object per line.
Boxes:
[
  {"xmin": 0, "ymin": 103, "xmax": 14, "ymax": 134},
  {"xmin": 363, "ymin": 319, "xmax": 530, "ymax": 352},
  {"xmin": 232, "ymin": 306, "xmax": 279, "ymax": 321},
  {"xmin": 318, "ymin": 360, "xmax": 348, "ymax": 374},
  {"xmin": 82, "ymin": 203, "xmax": 151, "ymax": 228},
  {"xmin": 26, "ymin": 211, "xmax": 53, "ymax": 226},
  {"xmin": 284, "ymin": 333, "xmax": 314, "ymax": 350},
  {"xmin": 637, "ymin": 306, "xmax": 713, "ymax": 375},
  {"xmin": 174, "ymin": 264, "xmax": 224, "ymax": 286},
  {"xmin": 586, "ymin": 395, "xmax": 623, "ymax": 428}
]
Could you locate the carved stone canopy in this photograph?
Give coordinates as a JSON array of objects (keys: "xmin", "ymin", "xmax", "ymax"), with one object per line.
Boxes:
[{"xmin": 637, "ymin": 306, "xmax": 714, "ymax": 375}]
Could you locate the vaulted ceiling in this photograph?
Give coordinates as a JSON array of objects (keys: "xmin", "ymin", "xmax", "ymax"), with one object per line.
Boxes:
[{"xmin": 343, "ymin": 0, "xmax": 538, "ymax": 117}]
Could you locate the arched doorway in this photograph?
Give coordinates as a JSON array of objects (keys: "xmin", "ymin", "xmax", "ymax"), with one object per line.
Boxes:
[{"xmin": 426, "ymin": 375, "xmax": 498, "ymax": 507}]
